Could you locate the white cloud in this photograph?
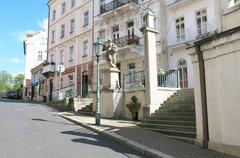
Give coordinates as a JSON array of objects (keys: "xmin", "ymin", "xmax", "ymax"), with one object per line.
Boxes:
[
  {"xmin": 38, "ymin": 18, "xmax": 48, "ymax": 31},
  {"xmin": 10, "ymin": 30, "xmax": 35, "ymax": 41},
  {"xmin": 7, "ymin": 58, "xmax": 24, "ymax": 64}
]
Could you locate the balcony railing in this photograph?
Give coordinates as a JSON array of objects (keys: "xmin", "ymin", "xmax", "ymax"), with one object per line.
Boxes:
[
  {"xmin": 100, "ymin": 0, "xmax": 138, "ymax": 14},
  {"xmin": 104, "ymin": 35, "xmax": 142, "ymax": 48},
  {"xmin": 158, "ymin": 70, "xmax": 179, "ymax": 88},
  {"xmin": 42, "ymin": 61, "xmax": 55, "ymax": 76}
]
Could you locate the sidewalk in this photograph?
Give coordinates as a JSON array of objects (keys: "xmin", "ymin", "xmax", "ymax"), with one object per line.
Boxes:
[{"xmin": 58, "ymin": 112, "xmax": 238, "ymax": 158}]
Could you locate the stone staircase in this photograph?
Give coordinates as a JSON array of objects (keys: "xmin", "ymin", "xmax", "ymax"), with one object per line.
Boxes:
[
  {"xmin": 75, "ymin": 98, "xmax": 93, "ymax": 116},
  {"xmin": 140, "ymin": 89, "xmax": 196, "ymax": 143}
]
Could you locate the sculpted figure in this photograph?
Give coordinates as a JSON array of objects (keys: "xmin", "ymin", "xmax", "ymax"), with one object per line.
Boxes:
[{"xmin": 103, "ymin": 39, "xmax": 118, "ymax": 69}]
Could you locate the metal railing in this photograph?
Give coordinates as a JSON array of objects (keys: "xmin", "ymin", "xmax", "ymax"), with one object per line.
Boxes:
[
  {"xmin": 123, "ymin": 70, "xmax": 145, "ymax": 90},
  {"xmin": 100, "ymin": 0, "xmax": 138, "ymax": 14},
  {"xmin": 158, "ymin": 70, "xmax": 179, "ymax": 88},
  {"xmin": 104, "ymin": 35, "xmax": 142, "ymax": 48},
  {"xmin": 51, "ymin": 84, "xmax": 75, "ymax": 101}
]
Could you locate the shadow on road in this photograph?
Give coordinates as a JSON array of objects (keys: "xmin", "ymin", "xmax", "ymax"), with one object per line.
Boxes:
[
  {"xmin": 31, "ymin": 118, "xmax": 77, "ymax": 126},
  {"xmin": 0, "ymin": 98, "xmax": 42, "ymax": 105},
  {"xmin": 61, "ymin": 129, "xmax": 146, "ymax": 158}
]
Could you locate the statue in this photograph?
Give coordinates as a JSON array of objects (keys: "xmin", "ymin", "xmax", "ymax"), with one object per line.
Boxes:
[{"xmin": 103, "ymin": 39, "xmax": 118, "ymax": 69}]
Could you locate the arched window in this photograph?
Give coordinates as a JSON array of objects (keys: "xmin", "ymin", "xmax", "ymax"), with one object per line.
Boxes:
[{"xmin": 177, "ymin": 59, "xmax": 188, "ymax": 88}]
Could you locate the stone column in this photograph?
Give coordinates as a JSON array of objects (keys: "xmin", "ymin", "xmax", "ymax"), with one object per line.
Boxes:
[{"xmin": 141, "ymin": 8, "xmax": 159, "ymax": 115}]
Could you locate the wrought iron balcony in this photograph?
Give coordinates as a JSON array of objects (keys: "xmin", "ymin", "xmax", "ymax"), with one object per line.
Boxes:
[
  {"xmin": 100, "ymin": 0, "xmax": 138, "ymax": 14},
  {"xmin": 104, "ymin": 35, "xmax": 142, "ymax": 48}
]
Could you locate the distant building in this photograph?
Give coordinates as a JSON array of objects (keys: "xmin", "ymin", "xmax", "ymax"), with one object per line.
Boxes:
[
  {"xmin": 23, "ymin": 29, "xmax": 47, "ymax": 100},
  {"xmin": 44, "ymin": 0, "xmax": 93, "ymax": 102}
]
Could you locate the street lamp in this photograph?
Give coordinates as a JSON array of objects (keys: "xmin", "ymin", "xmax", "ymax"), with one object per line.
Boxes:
[{"xmin": 93, "ymin": 37, "xmax": 104, "ymax": 125}]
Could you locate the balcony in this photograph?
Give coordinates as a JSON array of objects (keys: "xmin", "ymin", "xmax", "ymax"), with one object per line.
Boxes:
[
  {"xmin": 42, "ymin": 61, "xmax": 55, "ymax": 77},
  {"xmin": 167, "ymin": 0, "xmax": 194, "ymax": 9},
  {"xmin": 100, "ymin": 0, "xmax": 138, "ymax": 17},
  {"xmin": 104, "ymin": 35, "xmax": 144, "ymax": 60}
]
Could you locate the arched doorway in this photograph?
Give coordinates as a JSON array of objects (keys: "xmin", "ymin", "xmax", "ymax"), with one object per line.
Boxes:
[{"xmin": 177, "ymin": 59, "xmax": 188, "ymax": 88}]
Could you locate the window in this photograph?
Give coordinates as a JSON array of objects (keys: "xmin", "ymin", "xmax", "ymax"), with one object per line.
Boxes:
[
  {"xmin": 83, "ymin": 11, "xmax": 89, "ymax": 27},
  {"xmin": 60, "ymin": 50, "xmax": 64, "ymax": 65},
  {"xmin": 60, "ymin": 77, "xmax": 63, "ymax": 88},
  {"xmin": 70, "ymin": 19, "xmax": 75, "ymax": 33},
  {"xmin": 128, "ymin": 63, "xmax": 136, "ymax": 82},
  {"xmin": 60, "ymin": 24, "xmax": 65, "ymax": 38},
  {"xmin": 52, "ymin": 10, "xmax": 56, "ymax": 21},
  {"xmin": 38, "ymin": 51, "xmax": 43, "ymax": 61},
  {"xmin": 69, "ymin": 46, "xmax": 74, "ymax": 66},
  {"xmin": 196, "ymin": 8, "xmax": 207, "ymax": 36},
  {"xmin": 69, "ymin": 75, "xmax": 74, "ymax": 86},
  {"xmin": 61, "ymin": 2, "xmax": 66, "ymax": 15},
  {"xmin": 82, "ymin": 40, "xmax": 88, "ymax": 57},
  {"xmin": 50, "ymin": 54, "xmax": 54, "ymax": 62},
  {"xmin": 51, "ymin": 30, "xmax": 55, "ymax": 43},
  {"xmin": 127, "ymin": 21, "xmax": 134, "ymax": 39},
  {"xmin": 176, "ymin": 17, "xmax": 185, "ymax": 42},
  {"xmin": 71, "ymin": 0, "xmax": 75, "ymax": 8}
]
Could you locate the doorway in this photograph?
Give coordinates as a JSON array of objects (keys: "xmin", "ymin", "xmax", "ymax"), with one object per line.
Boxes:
[
  {"xmin": 177, "ymin": 59, "xmax": 188, "ymax": 88},
  {"xmin": 82, "ymin": 75, "xmax": 88, "ymax": 98},
  {"xmin": 49, "ymin": 79, "xmax": 53, "ymax": 102}
]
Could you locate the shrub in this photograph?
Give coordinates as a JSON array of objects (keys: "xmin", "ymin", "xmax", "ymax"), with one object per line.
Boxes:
[{"xmin": 126, "ymin": 96, "xmax": 141, "ymax": 120}]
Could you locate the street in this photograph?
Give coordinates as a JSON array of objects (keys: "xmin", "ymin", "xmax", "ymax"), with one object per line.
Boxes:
[{"xmin": 0, "ymin": 99, "xmax": 147, "ymax": 158}]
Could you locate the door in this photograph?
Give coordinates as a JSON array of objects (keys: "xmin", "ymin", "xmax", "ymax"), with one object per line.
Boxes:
[
  {"xmin": 178, "ymin": 59, "xmax": 188, "ymax": 88},
  {"xmin": 116, "ymin": 63, "xmax": 121, "ymax": 88},
  {"xmin": 82, "ymin": 75, "xmax": 88, "ymax": 98},
  {"xmin": 49, "ymin": 79, "xmax": 53, "ymax": 102}
]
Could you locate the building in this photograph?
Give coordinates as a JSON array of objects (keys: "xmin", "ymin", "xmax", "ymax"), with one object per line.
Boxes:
[
  {"xmin": 23, "ymin": 29, "xmax": 47, "ymax": 100},
  {"xmin": 44, "ymin": 0, "xmax": 93, "ymax": 102},
  {"xmin": 189, "ymin": 0, "xmax": 240, "ymax": 156},
  {"xmin": 31, "ymin": 62, "xmax": 46, "ymax": 101}
]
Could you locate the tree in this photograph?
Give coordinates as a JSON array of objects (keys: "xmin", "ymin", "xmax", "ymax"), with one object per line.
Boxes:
[
  {"xmin": 12, "ymin": 74, "xmax": 24, "ymax": 91},
  {"xmin": 0, "ymin": 71, "xmax": 13, "ymax": 92}
]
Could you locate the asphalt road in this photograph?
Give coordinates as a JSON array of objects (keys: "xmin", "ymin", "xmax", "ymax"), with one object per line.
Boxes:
[{"xmin": 0, "ymin": 99, "xmax": 147, "ymax": 158}]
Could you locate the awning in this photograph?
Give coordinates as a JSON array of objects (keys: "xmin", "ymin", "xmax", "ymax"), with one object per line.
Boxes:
[{"xmin": 31, "ymin": 80, "xmax": 39, "ymax": 86}]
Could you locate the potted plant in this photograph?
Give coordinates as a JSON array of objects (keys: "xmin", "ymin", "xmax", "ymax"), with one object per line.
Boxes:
[{"xmin": 126, "ymin": 96, "xmax": 141, "ymax": 120}]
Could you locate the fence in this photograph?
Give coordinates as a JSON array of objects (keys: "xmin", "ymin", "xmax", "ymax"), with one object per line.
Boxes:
[
  {"xmin": 123, "ymin": 70, "xmax": 145, "ymax": 91},
  {"xmin": 158, "ymin": 70, "xmax": 179, "ymax": 88},
  {"xmin": 51, "ymin": 84, "xmax": 75, "ymax": 101}
]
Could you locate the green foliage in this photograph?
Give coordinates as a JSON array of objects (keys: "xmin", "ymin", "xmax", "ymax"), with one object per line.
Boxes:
[
  {"xmin": 0, "ymin": 71, "xmax": 13, "ymax": 92},
  {"xmin": 126, "ymin": 96, "xmax": 141, "ymax": 120},
  {"xmin": 12, "ymin": 74, "xmax": 24, "ymax": 91},
  {"xmin": 0, "ymin": 71, "xmax": 24, "ymax": 92}
]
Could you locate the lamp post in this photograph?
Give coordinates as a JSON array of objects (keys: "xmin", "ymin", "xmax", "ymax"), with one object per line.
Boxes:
[{"xmin": 93, "ymin": 37, "xmax": 104, "ymax": 125}]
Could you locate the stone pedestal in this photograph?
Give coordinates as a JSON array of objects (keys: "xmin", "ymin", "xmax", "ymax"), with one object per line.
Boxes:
[{"xmin": 102, "ymin": 68, "xmax": 120, "ymax": 90}]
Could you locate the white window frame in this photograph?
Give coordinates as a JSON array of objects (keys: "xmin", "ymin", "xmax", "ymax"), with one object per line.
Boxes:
[
  {"xmin": 38, "ymin": 51, "xmax": 43, "ymax": 61},
  {"xmin": 60, "ymin": 24, "xmax": 65, "ymax": 38},
  {"xmin": 82, "ymin": 40, "xmax": 88, "ymax": 57},
  {"xmin": 71, "ymin": 0, "xmax": 75, "ymax": 8},
  {"xmin": 196, "ymin": 8, "xmax": 207, "ymax": 36},
  {"xmin": 175, "ymin": 16, "xmax": 185, "ymax": 42},
  {"xmin": 69, "ymin": 46, "xmax": 74, "ymax": 66},
  {"xmin": 52, "ymin": 10, "xmax": 56, "ymax": 21},
  {"xmin": 70, "ymin": 19, "xmax": 75, "ymax": 33},
  {"xmin": 61, "ymin": 2, "xmax": 66, "ymax": 15},
  {"xmin": 83, "ymin": 11, "xmax": 89, "ymax": 27},
  {"xmin": 60, "ymin": 50, "xmax": 64, "ymax": 65},
  {"xmin": 51, "ymin": 30, "xmax": 55, "ymax": 43}
]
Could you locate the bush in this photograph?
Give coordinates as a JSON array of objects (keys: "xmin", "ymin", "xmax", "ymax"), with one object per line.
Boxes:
[{"xmin": 126, "ymin": 96, "xmax": 141, "ymax": 120}]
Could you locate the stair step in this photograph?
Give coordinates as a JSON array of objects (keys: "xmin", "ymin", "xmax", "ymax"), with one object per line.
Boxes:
[
  {"xmin": 77, "ymin": 111, "xmax": 93, "ymax": 116},
  {"xmin": 153, "ymin": 111, "xmax": 195, "ymax": 117},
  {"xmin": 142, "ymin": 127, "xmax": 196, "ymax": 138},
  {"xmin": 150, "ymin": 115, "xmax": 196, "ymax": 121},
  {"xmin": 157, "ymin": 107, "xmax": 195, "ymax": 112},
  {"xmin": 143, "ymin": 119, "xmax": 196, "ymax": 126},
  {"xmin": 140, "ymin": 123, "xmax": 196, "ymax": 132}
]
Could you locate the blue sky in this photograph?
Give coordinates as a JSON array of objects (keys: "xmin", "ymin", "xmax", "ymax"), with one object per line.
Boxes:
[{"xmin": 0, "ymin": 0, "xmax": 48, "ymax": 76}]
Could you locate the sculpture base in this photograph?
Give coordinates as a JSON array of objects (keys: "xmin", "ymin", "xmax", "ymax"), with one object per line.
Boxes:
[{"xmin": 102, "ymin": 68, "xmax": 120, "ymax": 90}]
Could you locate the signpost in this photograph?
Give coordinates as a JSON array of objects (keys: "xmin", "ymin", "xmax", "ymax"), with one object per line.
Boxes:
[{"xmin": 57, "ymin": 64, "xmax": 65, "ymax": 100}]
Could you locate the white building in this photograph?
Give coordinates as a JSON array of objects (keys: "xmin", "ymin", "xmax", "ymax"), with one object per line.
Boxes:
[{"xmin": 23, "ymin": 29, "xmax": 47, "ymax": 100}]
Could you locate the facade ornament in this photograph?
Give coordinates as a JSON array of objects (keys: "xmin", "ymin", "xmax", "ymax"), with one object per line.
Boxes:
[{"xmin": 103, "ymin": 39, "xmax": 118, "ymax": 69}]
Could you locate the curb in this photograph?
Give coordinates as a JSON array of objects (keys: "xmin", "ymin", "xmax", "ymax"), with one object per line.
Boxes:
[{"xmin": 59, "ymin": 114, "xmax": 174, "ymax": 158}]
